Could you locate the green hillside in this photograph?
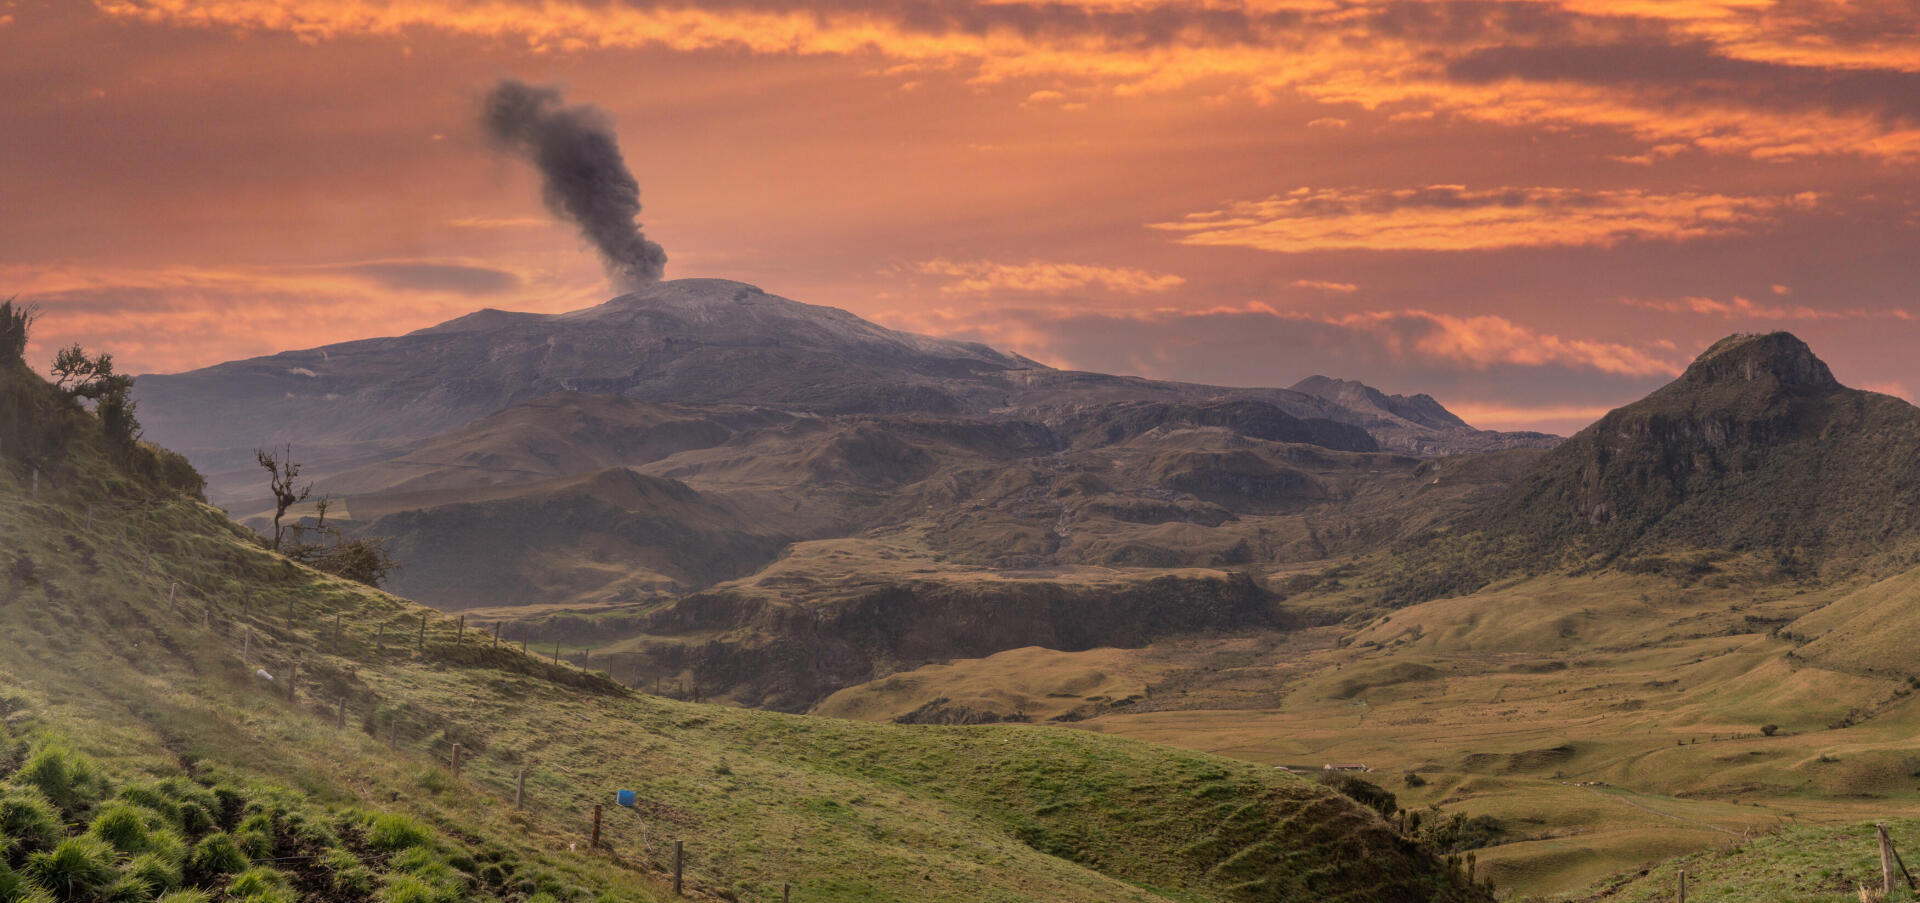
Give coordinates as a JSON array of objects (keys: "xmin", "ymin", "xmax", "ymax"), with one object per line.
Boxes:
[{"xmin": 0, "ymin": 345, "xmax": 1489, "ymax": 902}]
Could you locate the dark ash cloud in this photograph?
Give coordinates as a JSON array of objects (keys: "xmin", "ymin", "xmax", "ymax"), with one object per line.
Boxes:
[{"xmin": 481, "ymin": 79, "xmax": 667, "ymax": 290}]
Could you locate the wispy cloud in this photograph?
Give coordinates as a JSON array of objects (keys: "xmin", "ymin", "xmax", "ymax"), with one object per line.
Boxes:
[
  {"xmin": 1314, "ymin": 308, "xmax": 1683, "ymax": 376},
  {"xmin": 1290, "ymin": 279, "xmax": 1358, "ymax": 293},
  {"xmin": 914, "ymin": 258, "xmax": 1185, "ymax": 295},
  {"xmin": 1152, "ymin": 186, "xmax": 1818, "ymax": 253},
  {"xmin": 1621, "ymin": 295, "xmax": 1913, "ymax": 320}
]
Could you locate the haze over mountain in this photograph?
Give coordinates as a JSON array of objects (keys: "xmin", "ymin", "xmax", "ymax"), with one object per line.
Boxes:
[{"xmin": 135, "ymin": 278, "xmax": 1556, "ymax": 509}]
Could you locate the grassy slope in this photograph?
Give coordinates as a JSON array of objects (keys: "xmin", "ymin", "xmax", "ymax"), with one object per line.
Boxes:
[
  {"xmin": 0, "ymin": 364, "xmax": 1484, "ymax": 903},
  {"xmin": 1571, "ymin": 818, "xmax": 1920, "ymax": 903},
  {"xmin": 811, "ymin": 565, "xmax": 1920, "ymax": 898}
]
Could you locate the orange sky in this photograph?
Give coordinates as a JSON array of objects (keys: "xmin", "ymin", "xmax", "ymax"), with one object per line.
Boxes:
[{"xmin": 6, "ymin": 0, "xmax": 1920, "ymax": 433}]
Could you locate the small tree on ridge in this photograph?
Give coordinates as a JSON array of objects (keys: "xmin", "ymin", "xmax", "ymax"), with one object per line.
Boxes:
[{"xmin": 256, "ymin": 445, "xmax": 311, "ymax": 551}]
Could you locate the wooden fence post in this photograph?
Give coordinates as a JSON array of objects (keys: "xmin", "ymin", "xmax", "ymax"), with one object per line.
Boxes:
[
  {"xmin": 1677, "ymin": 869, "xmax": 1685, "ymax": 903},
  {"xmin": 418, "ymin": 613, "xmax": 427, "ymax": 651},
  {"xmin": 287, "ymin": 660, "xmax": 297, "ymax": 702},
  {"xmin": 336, "ymin": 695, "xmax": 346, "ymax": 729},
  {"xmin": 334, "ymin": 613, "xmax": 342, "ymax": 651},
  {"xmin": 376, "ymin": 624, "xmax": 385, "ymax": 651},
  {"xmin": 1881, "ymin": 824, "xmax": 1897, "ymax": 898},
  {"xmin": 1892, "ymin": 827, "xmax": 1919, "ymax": 889},
  {"xmin": 450, "ymin": 743, "xmax": 461, "ymax": 778},
  {"xmin": 552, "ymin": 643, "xmax": 561, "ymax": 665},
  {"xmin": 457, "ymin": 615, "xmax": 465, "ymax": 643},
  {"xmin": 515, "ymin": 768, "xmax": 526, "ymax": 809},
  {"xmin": 167, "ymin": 581, "xmax": 178, "ymax": 614},
  {"xmin": 493, "ymin": 621, "xmax": 501, "ymax": 649},
  {"xmin": 673, "ymin": 841, "xmax": 684, "ymax": 896},
  {"xmin": 243, "ymin": 626, "xmax": 252, "ymax": 663},
  {"xmin": 591, "ymin": 804, "xmax": 602, "ymax": 850},
  {"xmin": 783, "ymin": 883, "xmax": 789, "ymax": 903}
]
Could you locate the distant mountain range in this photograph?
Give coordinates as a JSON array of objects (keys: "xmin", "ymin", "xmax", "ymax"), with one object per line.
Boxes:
[
  {"xmin": 124, "ymin": 280, "xmax": 1585, "ymax": 708},
  {"xmin": 136, "ymin": 278, "xmax": 1557, "ymax": 509}
]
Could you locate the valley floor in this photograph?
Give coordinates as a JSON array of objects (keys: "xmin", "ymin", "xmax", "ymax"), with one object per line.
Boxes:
[{"xmin": 815, "ymin": 570, "xmax": 1920, "ymax": 899}]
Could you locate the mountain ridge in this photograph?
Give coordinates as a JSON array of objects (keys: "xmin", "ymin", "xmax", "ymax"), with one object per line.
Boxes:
[{"xmin": 134, "ymin": 278, "xmax": 1557, "ymax": 507}]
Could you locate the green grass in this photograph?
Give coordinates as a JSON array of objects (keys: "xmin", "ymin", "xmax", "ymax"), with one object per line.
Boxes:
[{"xmin": 1568, "ymin": 819, "xmax": 1920, "ymax": 902}]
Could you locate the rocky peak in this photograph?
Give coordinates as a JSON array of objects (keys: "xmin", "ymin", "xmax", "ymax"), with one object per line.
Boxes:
[
  {"xmin": 1289, "ymin": 375, "xmax": 1471, "ymax": 431},
  {"xmin": 1677, "ymin": 332, "xmax": 1838, "ymax": 393}
]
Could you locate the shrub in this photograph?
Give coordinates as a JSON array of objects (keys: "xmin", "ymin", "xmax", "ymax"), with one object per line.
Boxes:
[
  {"xmin": 226, "ymin": 867, "xmax": 294, "ymax": 903},
  {"xmin": 11, "ymin": 745, "xmax": 106, "ymax": 815},
  {"xmin": 233, "ymin": 813, "xmax": 274, "ymax": 859},
  {"xmin": 99, "ymin": 873, "xmax": 156, "ymax": 903},
  {"xmin": 0, "ymin": 861, "xmax": 54, "ymax": 903},
  {"xmin": 366, "ymin": 813, "xmax": 432, "ymax": 852},
  {"xmin": 0, "ymin": 787, "xmax": 63, "ymax": 859},
  {"xmin": 185, "ymin": 833, "xmax": 248, "ymax": 883},
  {"xmin": 379, "ymin": 873, "xmax": 459, "ymax": 903},
  {"xmin": 1319, "ymin": 773, "xmax": 1398, "ymax": 819},
  {"xmin": 1761, "ymin": 723, "xmax": 1780, "ymax": 736},
  {"xmin": 115, "ymin": 787, "xmax": 183, "ymax": 829},
  {"xmin": 153, "ymin": 892, "xmax": 211, "ymax": 903},
  {"xmin": 125, "ymin": 852, "xmax": 182, "ymax": 895},
  {"xmin": 23, "ymin": 837, "xmax": 118, "ymax": 902},
  {"xmin": 89, "ymin": 802, "xmax": 159, "ymax": 854}
]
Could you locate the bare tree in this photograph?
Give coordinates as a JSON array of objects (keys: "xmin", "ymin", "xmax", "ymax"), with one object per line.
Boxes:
[{"xmin": 256, "ymin": 444, "xmax": 311, "ymax": 551}]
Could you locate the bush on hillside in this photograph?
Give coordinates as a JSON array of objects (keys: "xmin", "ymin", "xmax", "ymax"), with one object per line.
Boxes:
[
  {"xmin": 367, "ymin": 813, "xmax": 433, "ymax": 852},
  {"xmin": 185, "ymin": 834, "xmax": 248, "ymax": 884},
  {"xmin": 0, "ymin": 786, "xmax": 63, "ymax": 859},
  {"xmin": 24, "ymin": 837, "xmax": 118, "ymax": 901},
  {"xmin": 0, "ymin": 300, "xmax": 31, "ymax": 362},
  {"xmin": 11, "ymin": 744, "xmax": 107, "ymax": 816},
  {"xmin": 1319, "ymin": 773, "xmax": 1398, "ymax": 819}
]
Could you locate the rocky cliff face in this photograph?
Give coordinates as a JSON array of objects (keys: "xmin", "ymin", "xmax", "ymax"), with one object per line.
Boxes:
[
  {"xmin": 1484, "ymin": 332, "xmax": 1920, "ymax": 562},
  {"xmin": 508, "ymin": 572, "xmax": 1284, "ymax": 711}
]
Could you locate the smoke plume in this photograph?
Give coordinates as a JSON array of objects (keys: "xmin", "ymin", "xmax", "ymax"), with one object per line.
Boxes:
[{"xmin": 481, "ymin": 80, "xmax": 667, "ymax": 289}]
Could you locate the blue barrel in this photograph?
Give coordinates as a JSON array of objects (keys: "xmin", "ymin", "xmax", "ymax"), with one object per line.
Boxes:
[{"xmin": 616, "ymin": 789, "xmax": 636, "ymax": 807}]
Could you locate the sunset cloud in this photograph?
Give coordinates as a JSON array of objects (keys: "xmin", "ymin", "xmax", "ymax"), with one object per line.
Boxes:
[
  {"xmin": 891, "ymin": 300, "xmax": 1681, "ymax": 379},
  {"xmin": 914, "ymin": 259, "xmax": 1186, "ymax": 295},
  {"xmin": 1290, "ymin": 279, "xmax": 1358, "ymax": 293},
  {"xmin": 5, "ymin": 260, "xmax": 597, "ymax": 373},
  {"xmin": 1152, "ymin": 187, "xmax": 1817, "ymax": 252},
  {"xmin": 92, "ymin": 0, "xmax": 1920, "ymax": 160},
  {"xmin": 1312, "ymin": 309, "xmax": 1683, "ymax": 376},
  {"xmin": 1621, "ymin": 295, "xmax": 1914, "ymax": 320}
]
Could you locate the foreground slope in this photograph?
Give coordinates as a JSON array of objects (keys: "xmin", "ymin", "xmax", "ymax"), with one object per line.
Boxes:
[{"xmin": 0, "ymin": 355, "xmax": 1488, "ymax": 903}]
